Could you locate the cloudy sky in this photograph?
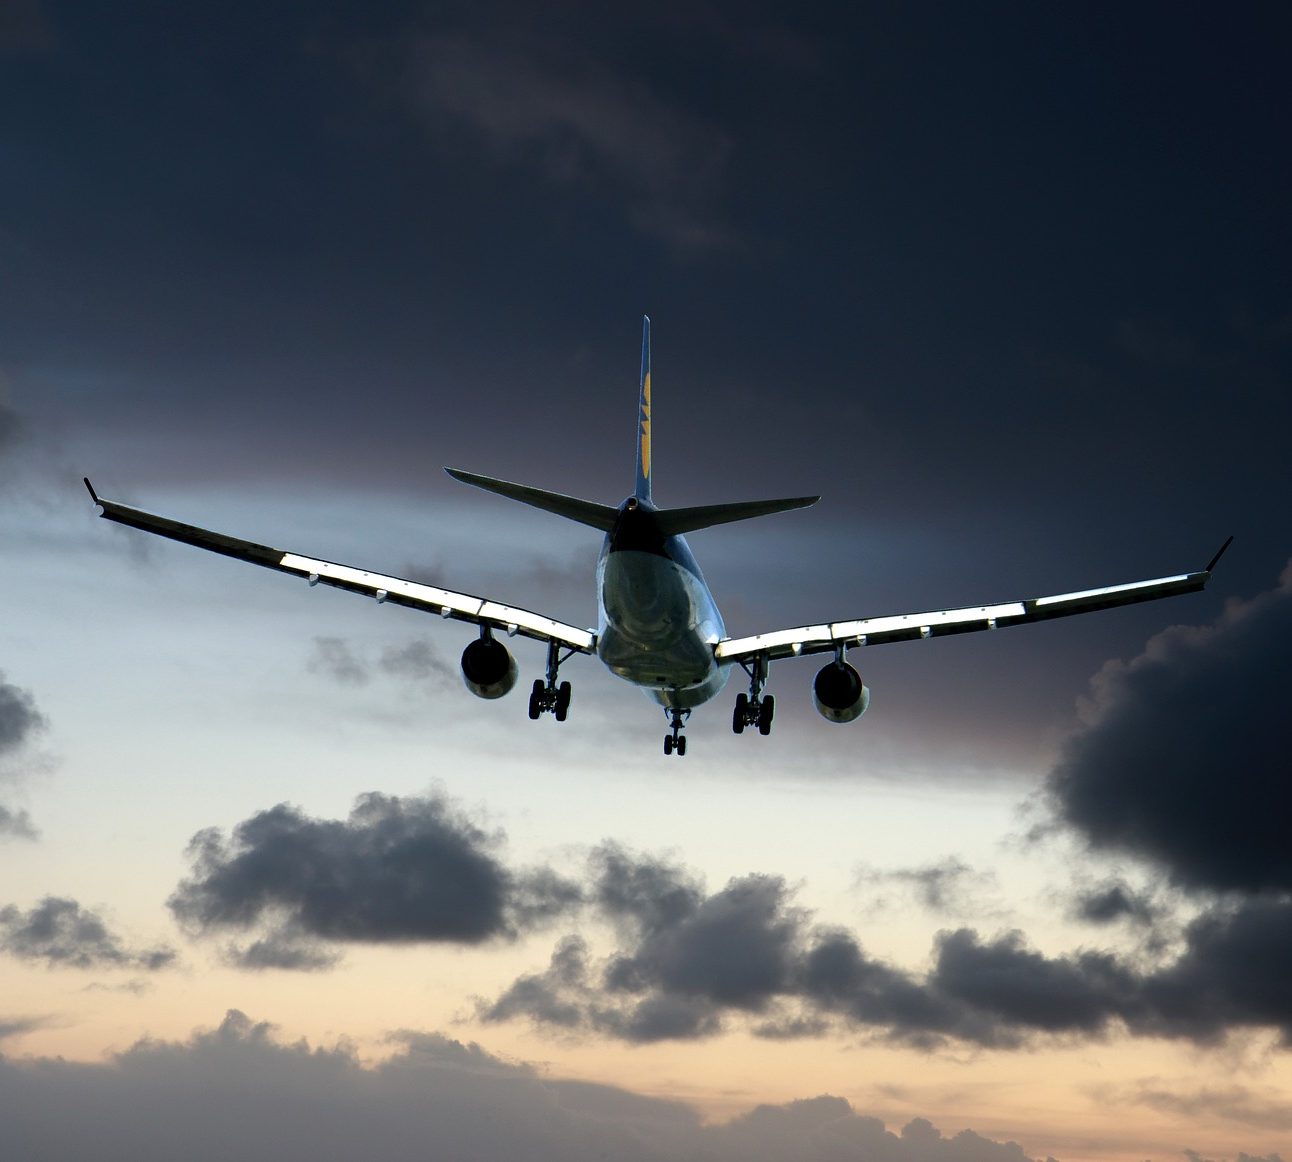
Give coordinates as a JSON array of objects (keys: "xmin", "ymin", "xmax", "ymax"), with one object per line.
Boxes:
[{"xmin": 2, "ymin": 3, "xmax": 1290, "ymax": 1160}]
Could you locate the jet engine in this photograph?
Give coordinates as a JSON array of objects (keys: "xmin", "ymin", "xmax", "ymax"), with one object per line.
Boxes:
[
  {"xmin": 812, "ymin": 660, "xmax": 870, "ymax": 723},
  {"xmin": 460, "ymin": 637, "xmax": 518, "ymax": 700}
]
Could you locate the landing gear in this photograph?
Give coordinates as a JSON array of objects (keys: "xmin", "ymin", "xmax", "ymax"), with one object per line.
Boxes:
[
  {"xmin": 664, "ymin": 708, "xmax": 690, "ymax": 756},
  {"xmin": 528, "ymin": 641, "xmax": 576, "ymax": 721},
  {"xmin": 733, "ymin": 654, "xmax": 775, "ymax": 736}
]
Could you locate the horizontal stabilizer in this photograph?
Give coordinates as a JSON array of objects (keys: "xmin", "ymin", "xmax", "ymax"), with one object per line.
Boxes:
[
  {"xmin": 445, "ymin": 468, "xmax": 618, "ymax": 532},
  {"xmin": 656, "ymin": 496, "xmax": 819, "ymax": 537}
]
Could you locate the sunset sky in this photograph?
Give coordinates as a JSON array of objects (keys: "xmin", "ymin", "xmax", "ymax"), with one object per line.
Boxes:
[{"xmin": 2, "ymin": 4, "xmax": 1291, "ymax": 1160}]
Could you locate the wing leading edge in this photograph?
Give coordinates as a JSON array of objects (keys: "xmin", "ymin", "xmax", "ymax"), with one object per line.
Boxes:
[
  {"xmin": 716, "ymin": 539, "xmax": 1232, "ymax": 666},
  {"xmin": 83, "ymin": 479, "xmax": 596, "ymax": 653}
]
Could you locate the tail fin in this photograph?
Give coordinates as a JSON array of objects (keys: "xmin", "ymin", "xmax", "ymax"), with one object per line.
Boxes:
[{"xmin": 635, "ymin": 315, "xmax": 652, "ymax": 502}]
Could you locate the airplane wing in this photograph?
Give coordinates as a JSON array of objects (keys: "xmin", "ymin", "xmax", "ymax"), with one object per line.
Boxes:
[
  {"xmin": 715, "ymin": 539, "xmax": 1232, "ymax": 667},
  {"xmin": 84, "ymin": 479, "xmax": 597, "ymax": 653}
]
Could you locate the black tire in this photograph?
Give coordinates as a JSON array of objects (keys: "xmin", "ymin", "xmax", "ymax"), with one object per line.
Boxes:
[
  {"xmin": 664, "ymin": 735, "xmax": 674, "ymax": 755},
  {"xmin": 554, "ymin": 680, "xmax": 571, "ymax": 722},
  {"xmin": 528, "ymin": 678, "xmax": 544, "ymax": 720},
  {"xmin": 676, "ymin": 735, "xmax": 687, "ymax": 756},
  {"xmin": 733, "ymin": 692, "xmax": 747, "ymax": 734},
  {"xmin": 758, "ymin": 694, "xmax": 775, "ymax": 736}
]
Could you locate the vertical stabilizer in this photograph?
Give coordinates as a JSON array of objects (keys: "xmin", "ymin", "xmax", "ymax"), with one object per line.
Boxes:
[{"xmin": 635, "ymin": 315, "xmax": 653, "ymax": 502}]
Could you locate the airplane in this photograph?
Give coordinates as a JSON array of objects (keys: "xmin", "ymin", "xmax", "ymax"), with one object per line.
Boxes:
[{"xmin": 85, "ymin": 317, "xmax": 1232, "ymax": 756}]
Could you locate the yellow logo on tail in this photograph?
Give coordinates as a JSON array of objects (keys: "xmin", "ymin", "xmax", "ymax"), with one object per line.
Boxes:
[{"xmin": 639, "ymin": 371, "xmax": 652, "ymax": 479}]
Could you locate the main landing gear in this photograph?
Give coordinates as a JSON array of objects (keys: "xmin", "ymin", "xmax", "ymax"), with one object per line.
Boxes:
[
  {"xmin": 732, "ymin": 654, "xmax": 775, "ymax": 736},
  {"xmin": 528, "ymin": 640, "xmax": 575, "ymax": 721},
  {"xmin": 664, "ymin": 708, "xmax": 690, "ymax": 756}
]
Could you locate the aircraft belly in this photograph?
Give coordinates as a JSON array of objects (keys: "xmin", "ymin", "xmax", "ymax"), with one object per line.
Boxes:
[{"xmin": 597, "ymin": 550, "xmax": 728, "ymax": 708}]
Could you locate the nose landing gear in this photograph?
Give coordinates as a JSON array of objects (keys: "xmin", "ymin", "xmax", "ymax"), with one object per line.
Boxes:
[
  {"xmin": 528, "ymin": 640, "xmax": 575, "ymax": 721},
  {"xmin": 664, "ymin": 708, "xmax": 690, "ymax": 756},
  {"xmin": 732, "ymin": 654, "xmax": 774, "ymax": 736}
]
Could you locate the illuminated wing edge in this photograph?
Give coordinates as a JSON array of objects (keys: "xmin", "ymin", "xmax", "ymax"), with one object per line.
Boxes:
[
  {"xmin": 716, "ymin": 555, "xmax": 1228, "ymax": 666},
  {"xmin": 85, "ymin": 480, "xmax": 597, "ymax": 653}
]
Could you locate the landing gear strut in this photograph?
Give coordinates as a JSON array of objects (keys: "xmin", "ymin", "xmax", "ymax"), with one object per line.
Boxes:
[
  {"xmin": 732, "ymin": 654, "xmax": 774, "ymax": 736},
  {"xmin": 528, "ymin": 640, "xmax": 575, "ymax": 721},
  {"xmin": 664, "ymin": 708, "xmax": 690, "ymax": 756}
]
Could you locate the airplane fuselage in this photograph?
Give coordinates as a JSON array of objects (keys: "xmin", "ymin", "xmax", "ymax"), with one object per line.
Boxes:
[{"xmin": 596, "ymin": 497, "xmax": 731, "ymax": 709}]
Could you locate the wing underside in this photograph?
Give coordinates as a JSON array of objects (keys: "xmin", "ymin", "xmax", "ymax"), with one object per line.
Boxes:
[
  {"xmin": 84, "ymin": 480, "xmax": 596, "ymax": 653},
  {"xmin": 716, "ymin": 548, "xmax": 1229, "ymax": 667}
]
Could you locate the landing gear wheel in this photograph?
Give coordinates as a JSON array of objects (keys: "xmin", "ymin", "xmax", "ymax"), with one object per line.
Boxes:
[
  {"xmin": 554, "ymin": 680, "xmax": 572, "ymax": 722},
  {"xmin": 757, "ymin": 694, "xmax": 775, "ymax": 736},
  {"xmin": 664, "ymin": 735, "xmax": 674, "ymax": 755},
  {"xmin": 528, "ymin": 678, "xmax": 544, "ymax": 720},
  {"xmin": 676, "ymin": 735, "xmax": 687, "ymax": 756},
  {"xmin": 733, "ymin": 693, "xmax": 748, "ymax": 734}
]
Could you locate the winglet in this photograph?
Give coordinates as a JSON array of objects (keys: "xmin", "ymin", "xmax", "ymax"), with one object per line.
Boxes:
[
  {"xmin": 1205, "ymin": 535, "xmax": 1234, "ymax": 573},
  {"xmin": 635, "ymin": 315, "xmax": 652, "ymax": 503},
  {"xmin": 83, "ymin": 476, "xmax": 101, "ymax": 506}
]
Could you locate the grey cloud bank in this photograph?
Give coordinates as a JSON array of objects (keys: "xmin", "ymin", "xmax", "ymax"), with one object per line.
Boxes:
[{"xmin": 0, "ymin": 1009, "xmax": 1070, "ymax": 1162}]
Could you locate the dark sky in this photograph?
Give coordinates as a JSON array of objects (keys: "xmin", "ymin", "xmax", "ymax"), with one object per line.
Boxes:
[{"xmin": 5, "ymin": 1, "xmax": 1288, "ymax": 555}]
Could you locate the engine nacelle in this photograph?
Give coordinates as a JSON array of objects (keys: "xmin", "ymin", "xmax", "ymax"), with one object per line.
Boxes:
[
  {"xmin": 460, "ymin": 637, "xmax": 518, "ymax": 700},
  {"xmin": 812, "ymin": 660, "xmax": 870, "ymax": 724}
]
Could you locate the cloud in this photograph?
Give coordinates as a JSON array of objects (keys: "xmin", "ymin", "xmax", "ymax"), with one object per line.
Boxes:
[
  {"xmin": 1069, "ymin": 878, "xmax": 1162, "ymax": 928},
  {"xmin": 169, "ymin": 792, "xmax": 582, "ymax": 963},
  {"xmin": 0, "ymin": 805, "xmax": 37, "ymax": 841},
  {"xmin": 0, "ymin": 670, "xmax": 45, "ymax": 755},
  {"xmin": 306, "ymin": 636, "xmax": 368, "ymax": 685},
  {"xmin": 307, "ymin": 636, "xmax": 455, "ymax": 689},
  {"xmin": 0, "ymin": 897, "xmax": 176, "ymax": 971},
  {"xmin": 0, "ymin": 1009, "xmax": 1064, "ymax": 1162},
  {"xmin": 857, "ymin": 857, "xmax": 998, "ymax": 915},
  {"xmin": 224, "ymin": 925, "xmax": 341, "ymax": 973},
  {"xmin": 481, "ymin": 843, "xmax": 1292, "ymax": 1051},
  {"xmin": 378, "ymin": 638, "xmax": 455, "ymax": 685},
  {"xmin": 0, "ymin": 670, "xmax": 46, "ymax": 836},
  {"xmin": 402, "ymin": 29, "xmax": 736, "ymax": 248},
  {"xmin": 1047, "ymin": 565, "xmax": 1292, "ymax": 893},
  {"xmin": 0, "ymin": 1015, "xmax": 48, "ymax": 1045},
  {"xmin": 1106, "ymin": 1079, "xmax": 1292, "ymax": 1133},
  {"xmin": 482, "ymin": 845, "xmax": 991, "ymax": 1047}
]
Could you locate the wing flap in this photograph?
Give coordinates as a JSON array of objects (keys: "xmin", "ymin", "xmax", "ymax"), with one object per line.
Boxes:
[{"xmin": 88, "ymin": 481, "xmax": 596, "ymax": 653}]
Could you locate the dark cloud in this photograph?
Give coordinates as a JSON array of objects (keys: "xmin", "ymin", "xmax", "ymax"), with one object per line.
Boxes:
[
  {"xmin": 1070, "ymin": 878, "xmax": 1161, "ymax": 928},
  {"xmin": 0, "ymin": 897, "xmax": 175, "ymax": 971},
  {"xmin": 1137, "ymin": 897, "xmax": 1292, "ymax": 1045},
  {"xmin": 169, "ymin": 792, "xmax": 581, "ymax": 960},
  {"xmin": 377, "ymin": 638, "xmax": 455, "ymax": 685},
  {"xmin": 0, "ymin": 1009, "xmax": 1065, "ymax": 1162},
  {"xmin": 225, "ymin": 926, "xmax": 340, "ymax": 973},
  {"xmin": 0, "ymin": 805, "xmax": 37, "ymax": 841},
  {"xmin": 480, "ymin": 843, "xmax": 1292, "ymax": 1050},
  {"xmin": 308, "ymin": 637, "xmax": 456, "ymax": 688},
  {"xmin": 306, "ymin": 636, "xmax": 368, "ymax": 685},
  {"xmin": 1048, "ymin": 566, "xmax": 1292, "ymax": 893},
  {"xmin": 857, "ymin": 857, "xmax": 996, "ymax": 915},
  {"xmin": 0, "ymin": 670, "xmax": 45, "ymax": 754},
  {"xmin": 0, "ymin": 1015, "xmax": 47, "ymax": 1044},
  {"xmin": 1106, "ymin": 1080, "xmax": 1292, "ymax": 1134},
  {"xmin": 929, "ymin": 929, "xmax": 1137, "ymax": 1038},
  {"xmin": 403, "ymin": 27, "xmax": 736, "ymax": 248},
  {"xmin": 482, "ymin": 846, "xmax": 990, "ymax": 1047}
]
